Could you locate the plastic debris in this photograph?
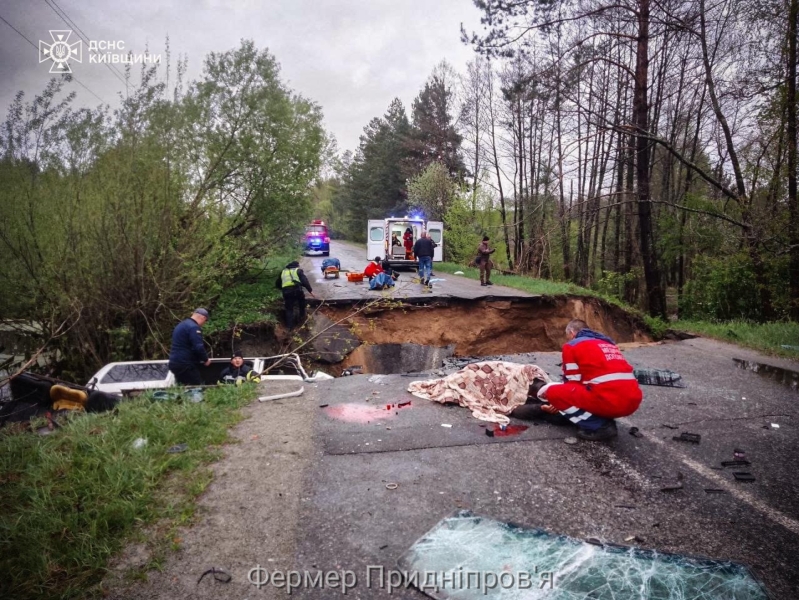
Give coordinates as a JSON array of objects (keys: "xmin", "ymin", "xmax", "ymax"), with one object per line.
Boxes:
[
  {"xmin": 660, "ymin": 482, "xmax": 684, "ymax": 492},
  {"xmin": 673, "ymin": 432, "xmax": 701, "ymax": 444},
  {"xmin": 624, "ymin": 535, "xmax": 644, "ymax": 543},
  {"xmin": 441, "ymin": 423, "xmax": 453, "ymax": 428},
  {"xmin": 259, "ymin": 387, "xmax": 304, "ymax": 402},
  {"xmin": 306, "ymin": 371, "xmax": 334, "ymax": 382},
  {"xmin": 661, "ymin": 472, "xmax": 684, "ymax": 492},
  {"xmin": 167, "ymin": 443, "xmax": 188, "ymax": 454},
  {"xmin": 564, "ymin": 437, "xmax": 579, "ymax": 445},
  {"xmin": 385, "ymin": 483, "xmax": 398, "ymax": 490},
  {"xmin": 197, "ymin": 567, "xmax": 232, "ymax": 584},
  {"xmin": 770, "ymin": 423, "xmax": 780, "ymax": 429},
  {"xmin": 132, "ymin": 437, "xmax": 147, "ymax": 449},
  {"xmin": 185, "ymin": 388, "xmax": 204, "ymax": 403},
  {"xmin": 453, "ymin": 271, "xmax": 465, "ymax": 275}
]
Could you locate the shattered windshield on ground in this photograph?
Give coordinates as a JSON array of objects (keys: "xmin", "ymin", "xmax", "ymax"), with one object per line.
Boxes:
[{"xmin": 398, "ymin": 512, "xmax": 770, "ymax": 600}]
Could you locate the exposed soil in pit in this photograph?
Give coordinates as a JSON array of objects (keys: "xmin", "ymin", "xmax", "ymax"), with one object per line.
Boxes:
[{"xmin": 323, "ymin": 295, "xmax": 651, "ymax": 371}]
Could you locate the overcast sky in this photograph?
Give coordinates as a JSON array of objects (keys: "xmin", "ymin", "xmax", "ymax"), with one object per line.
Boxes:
[{"xmin": 0, "ymin": 0, "xmax": 486, "ymax": 152}]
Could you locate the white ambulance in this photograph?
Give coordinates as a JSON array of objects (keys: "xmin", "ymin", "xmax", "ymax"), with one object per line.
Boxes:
[{"xmin": 367, "ymin": 217, "xmax": 443, "ymax": 267}]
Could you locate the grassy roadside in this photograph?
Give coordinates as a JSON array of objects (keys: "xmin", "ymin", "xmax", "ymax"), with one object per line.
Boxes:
[
  {"xmin": 435, "ymin": 262, "xmax": 604, "ymax": 297},
  {"xmin": 0, "ymin": 384, "xmax": 258, "ymax": 600},
  {"xmin": 673, "ymin": 320, "xmax": 799, "ymax": 360}
]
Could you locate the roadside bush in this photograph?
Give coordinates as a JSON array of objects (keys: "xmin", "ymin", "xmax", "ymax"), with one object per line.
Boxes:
[
  {"xmin": 443, "ymin": 196, "xmax": 482, "ymax": 264},
  {"xmin": 593, "ymin": 269, "xmax": 642, "ymax": 303},
  {"xmin": 679, "ymin": 253, "xmax": 788, "ymax": 321}
]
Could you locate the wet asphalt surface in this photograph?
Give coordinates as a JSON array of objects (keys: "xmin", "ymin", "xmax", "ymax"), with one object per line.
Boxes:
[{"xmin": 290, "ymin": 338, "xmax": 798, "ymax": 599}]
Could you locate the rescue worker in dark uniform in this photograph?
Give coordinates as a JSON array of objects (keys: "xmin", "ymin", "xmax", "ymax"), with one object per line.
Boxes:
[
  {"xmin": 168, "ymin": 308, "xmax": 211, "ymax": 385},
  {"xmin": 275, "ymin": 261, "xmax": 314, "ymax": 329},
  {"xmin": 219, "ymin": 350, "xmax": 259, "ymax": 384}
]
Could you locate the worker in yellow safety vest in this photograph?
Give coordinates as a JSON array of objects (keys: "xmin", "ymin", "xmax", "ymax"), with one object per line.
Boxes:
[{"xmin": 274, "ymin": 261, "xmax": 314, "ymax": 329}]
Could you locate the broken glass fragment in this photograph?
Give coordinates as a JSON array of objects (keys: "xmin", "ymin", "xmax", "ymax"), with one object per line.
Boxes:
[
  {"xmin": 398, "ymin": 511, "xmax": 769, "ymax": 599},
  {"xmin": 633, "ymin": 368, "xmax": 684, "ymax": 388}
]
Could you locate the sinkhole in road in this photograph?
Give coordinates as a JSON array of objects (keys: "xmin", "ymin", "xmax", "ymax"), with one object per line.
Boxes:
[{"xmin": 313, "ymin": 296, "xmax": 651, "ymax": 375}]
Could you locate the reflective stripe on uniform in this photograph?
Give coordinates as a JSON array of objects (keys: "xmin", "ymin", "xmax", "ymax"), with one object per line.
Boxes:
[
  {"xmin": 561, "ymin": 407, "xmax": 594, "ymax": 423},
  {"xmin": 566, "ymin": 374, "xmax": 582, "ymax": 381},
  {"xmin": 565, "ymin": 363, "xmax": 579, "ymax": 370},
  {"xmin": 585, "ymin": 372, "xmax": 637, "ymax": 385}
]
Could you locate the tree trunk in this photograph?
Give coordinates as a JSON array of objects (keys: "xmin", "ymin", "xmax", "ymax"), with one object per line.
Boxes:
[
  {"xmin": 634, "ymin": 0, "xmax": 666, "ymax": 318},
  {"xmin": 789, "ymin": 0, "xmax": 799, "ymax": 319}
]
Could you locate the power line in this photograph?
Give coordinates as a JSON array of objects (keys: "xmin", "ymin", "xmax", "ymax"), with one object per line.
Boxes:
[
  {"xmin": 43, "ymin": 0, "xmax": 128, "ymax": 88},
  {"xmin": 0, "ymin": 12, "xmax": 106, "ymax": 104}
]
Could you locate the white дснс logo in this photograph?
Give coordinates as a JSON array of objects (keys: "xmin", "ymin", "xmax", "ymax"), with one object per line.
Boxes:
[{"xmin": 39, "ymin": 30, "xmax": 82, "ymax": 73}]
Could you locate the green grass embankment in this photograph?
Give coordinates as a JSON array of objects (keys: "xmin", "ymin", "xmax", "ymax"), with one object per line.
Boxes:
[
  {"xmin": 673, "ymin": 320, "xmax": 799, "ymax": 360},
  {"xmin": 0, "ymin": 384, "xmax": 258, "ymax": 600}
]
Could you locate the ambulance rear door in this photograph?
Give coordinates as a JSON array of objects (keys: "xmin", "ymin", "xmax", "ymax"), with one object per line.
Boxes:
[
  {"xmin": 427, "ymin": 221, "xmax": 443, "ymax": 262},
  {"xmin": 367, "ymin": 220, "xmax": 386, "ymax": 260}
]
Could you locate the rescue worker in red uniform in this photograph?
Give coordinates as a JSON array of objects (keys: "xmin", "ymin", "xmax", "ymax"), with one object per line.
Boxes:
[
  {"xmin": 513, "ymin": 319, "xmax": 642, "ymax": 441},
  {"xmin": 363, "ymin": 256, "xmax": 384, "ymax": 280},
  {"xmin": 403, "ymin": 227, "xmax": 414, "ymax": 260}
]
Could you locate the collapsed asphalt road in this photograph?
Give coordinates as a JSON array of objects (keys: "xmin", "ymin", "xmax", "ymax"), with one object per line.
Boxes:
[{"xmin": 106, "ymin": 337, "xmax": 798, "ymax": 600}]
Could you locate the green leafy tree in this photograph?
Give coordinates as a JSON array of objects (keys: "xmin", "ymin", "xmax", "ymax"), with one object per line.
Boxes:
[
  {"xmin": 407, "ymin": 161, "xmax": 457, "ymax": 221},
  {"xmin": 0, "ymin": 40, "xmax": 326, "ymax": 378},
  {"xmin": 443, "ymin": 195, "xmax": 483, "ymax": 263}
]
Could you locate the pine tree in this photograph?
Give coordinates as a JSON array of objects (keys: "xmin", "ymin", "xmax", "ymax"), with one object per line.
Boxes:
[
  {"xmin": 405, "ymin": 71, "xmax": 467, "ymax": 181},
  {"xmin": 336, "ymin": 99, "xmax": 412, "ymax": 239}
]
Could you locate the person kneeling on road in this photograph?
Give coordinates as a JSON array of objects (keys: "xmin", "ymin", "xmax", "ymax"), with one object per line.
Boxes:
[
  {"xmin": 275, "ymin": 261, "xmax": 314, "ymax": 330},
  {"xmin": 364, "ymin": 256, "xmax": 384, "ymax": 280},
  {"xmin": 218, "ymin": 351, "xmax": 260, "ymax": 385},
  {"xmin": 510, "ymin": 319, "xmax": 642, "ymax": 441}
]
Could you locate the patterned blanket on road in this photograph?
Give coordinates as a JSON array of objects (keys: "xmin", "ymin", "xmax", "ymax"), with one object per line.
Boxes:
[{"xmin": 407, "ymin": 361, "xmax": 550, "ymax": 425}]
